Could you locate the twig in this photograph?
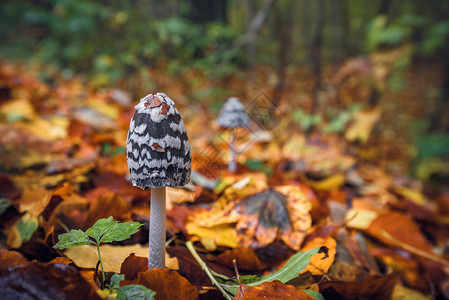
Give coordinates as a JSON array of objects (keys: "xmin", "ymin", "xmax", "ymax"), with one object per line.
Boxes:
[
  {"xmin": 379, "ymin": 230, "xmax": 449, "ymax": 267},
  {"xmin": 233, "ymin": 259, "xmax": 244, "ymax": 296},
  {"xmin": 186, "ymin": 241, "xmax": 232, "ymax": 300}
]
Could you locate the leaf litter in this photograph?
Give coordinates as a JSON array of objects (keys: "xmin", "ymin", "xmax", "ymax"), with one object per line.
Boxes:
[{"xmin": 0, "ymin": 59, "xmax": 446, "ymax": 299}]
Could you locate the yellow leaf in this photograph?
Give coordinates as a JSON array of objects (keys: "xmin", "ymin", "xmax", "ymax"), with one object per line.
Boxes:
[
  {"xmin": 345, "ymin": 208, "xmax": 379, "ymax": 230},
  {"xmin": 345, "ymin": 108, "xmax": 381, "ymax": 143},
  {"xmin": 186, "ymin": 222, "xmax": 238, "ymax": 251},
  {"xmin": 64, "ymin": 244, "xmax": 178, "ymax": 272},
  {"xmin": 392, "ymin": 284, "xmax": 430, "ymax": 300},
  {"xmin": 301, "ymin": 236, "xmax": 337, "ymax": 275},
  {"xmin": 0, "ymin": 98, "xmax": 35, "ymax": 120},
  {"xmin": 394, "ymin": 186, "xmax": 427, "ymax": 206},
  {"xmin": 309, "ymin": 174, "xmax": 345, "ymax": 191}
]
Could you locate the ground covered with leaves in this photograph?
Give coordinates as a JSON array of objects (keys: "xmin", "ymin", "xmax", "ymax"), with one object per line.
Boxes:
[{"xmin": 0, "ymin": 59, "xmax": 449, "ymax": 300}]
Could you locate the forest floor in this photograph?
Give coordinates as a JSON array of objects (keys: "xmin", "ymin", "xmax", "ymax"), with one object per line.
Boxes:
[{"xmin": 0, "ymin": 56, "xmax": 448, "ymax": 299}]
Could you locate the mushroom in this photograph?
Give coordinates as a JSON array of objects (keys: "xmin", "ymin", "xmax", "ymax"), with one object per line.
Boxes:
[
  {"xmin": 126, "ymin": 92, "xmax": 191, "ymax": 268},
  {"xmin": 217, "ymin": 97, "xmax": 250, "ymax": 173}
]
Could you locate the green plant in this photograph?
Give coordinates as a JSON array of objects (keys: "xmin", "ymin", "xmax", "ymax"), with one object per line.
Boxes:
[
  {"xmin": 53, "ymin": 216, "xmax": 142, "ymax": 284},
  {"xmin": 103, "ymin": 273, "xmax": 156, "ymax": 300},
  {"xmin": 186, "ymin": 241, "xmax": 326, "ymax": 300}
]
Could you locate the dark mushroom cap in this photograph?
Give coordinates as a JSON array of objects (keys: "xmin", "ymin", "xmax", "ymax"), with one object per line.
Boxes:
[
  {"xmin": 126, "ymin": 93, "xmax": 191, "ymax": 188},
  {"xmin": 217, "ymin": 97, "xmax": 250, "ymax": 128}
]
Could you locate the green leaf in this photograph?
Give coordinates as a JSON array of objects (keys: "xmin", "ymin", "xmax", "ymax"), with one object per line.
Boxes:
[
  {"xmin": 0, "ymin": 198, "xmax": 10, "ymax": 215},
  {"xmin": 117, "ymin": 285, "xmax": 156, "ymax": 300},
  {"xmin": 53, "ymin": 229, "xmax": 92, "ymax": 250},
  {"xmin": 302, "ymin": 289, "xmax": 325, "ymax": 300},
  {"xmin": 110, "ymin": 273, "xmax": 125, "ymax": 289},
  {"xmin": 219, "ymin": 247, "xmax": 321, "ymax": 295},
  {"xmin": 85, "ymin": 216, "xmax": 143, "ymax": 244}
]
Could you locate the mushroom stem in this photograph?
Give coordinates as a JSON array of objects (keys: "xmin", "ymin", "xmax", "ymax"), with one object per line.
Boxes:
[
  {"xmin": 228, "ymin": 129, "xmax": 237, "ymax": 173},
  {"xmin": 149, "ymin": 186, "xmax": 166, "ymax": 269}
]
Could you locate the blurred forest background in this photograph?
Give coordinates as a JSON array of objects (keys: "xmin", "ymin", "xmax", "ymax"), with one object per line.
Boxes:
[{"xmin": 1, "ymin": 0, "xmax": 449, "ymax": 184}]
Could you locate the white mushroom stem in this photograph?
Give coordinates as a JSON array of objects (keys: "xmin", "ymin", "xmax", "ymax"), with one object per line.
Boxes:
[
  {"xmin": 149, "ymin": 186, "xmax": 166, "ymax": 269},
  {"xmin": 228, "ymin": 129, "xmax": 237, "ymax": 173}
]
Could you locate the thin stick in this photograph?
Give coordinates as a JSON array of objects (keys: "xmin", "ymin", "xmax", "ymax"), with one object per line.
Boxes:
[
  {"xmin": 233, "ymin": 259, "xmax": 244, "ymax": 296},
  {"xmin": 149, "ymin": 187, "xmax": 166, "ymax": 269},
  {"xmin": 379, "ymin": 230, "xmax": 449, "ymax": 267},
  {"xmin": 186, "ymin": 241, "xmax": 232, "ymax": 300}
]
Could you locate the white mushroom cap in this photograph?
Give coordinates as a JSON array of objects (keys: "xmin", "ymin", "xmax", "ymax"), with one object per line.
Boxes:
[
  {"xmin": 217, "ymin": 97, "xmax": 250, "ymax": 128},
  {"xmin": 126, "ymin": 93, "xmax": 191, "ymax": 188}
]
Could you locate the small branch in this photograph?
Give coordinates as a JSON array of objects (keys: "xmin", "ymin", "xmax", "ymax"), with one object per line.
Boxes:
[
  {"xmin": 186, "ymin": 241, "xmax": 232, "ymax": 300},
  {"xmin": 379, "ymin": 230, "xmax": 449, "ymax": 267}
]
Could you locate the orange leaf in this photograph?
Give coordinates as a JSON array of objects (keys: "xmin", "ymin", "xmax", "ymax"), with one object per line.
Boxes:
[
  {"xmin": 234, "ymin": 280, "xmax": 315, "ymax": 300},
  {"xmin": 301, "ymin": 236, "xmax": 336, "ymax": 274},
  {"xmin": 121, "ymin": 268, "xmax": 198, "ymax": 300},
  {"xmin": 366, "ymin": 212, "xmax": 433, "ymax": 253}
]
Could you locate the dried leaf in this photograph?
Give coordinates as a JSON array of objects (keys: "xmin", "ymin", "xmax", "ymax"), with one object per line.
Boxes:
[
  {"xmin": 319, "ymin": 272, "xmax": 399, "ymax": 300},
  {"xmin": 121, "ymin": 253, "xmax": 148, "ymax": 280},
  {"xmin": 0, "ymin": 262, "xmax": 101, "ymax": 300},
  {"xmin": 152, "ymin": 143, "xmax": 165, "ymax": 152},
  {"xmin": 367, "ymin": 212, "xmax": 433, "ymax": 253},
  {"xmin": 159, "ymin": 102, "xmax": 171, "ymax": 116},
  {"xmin": 300, "ymin": 237, "xmax": 336, "ymax": 275},
  {"xmin": 209, "ymin": 247, "xmax": 266, "ymax": 271},
  {"xmin": 121, "ymin": 268, "xmax": 198, "ymax": 300},
  {"xmin": 0, "ymin": 248, "xmax": 28, "ymax": 274},
  {"xmin": 144, "ymin": 95, "xmax": 162, "ymax": 108},
  {"xmin": 64, "ymin": 244, "xmax": 178, "ymax": 272},
  {"xmin": 345, "ymin": 108, "xmax": 381, "ymax": 143},
  {"xmin": 234, "ymin": 280, "xmax": 315, "ymax": 300}
]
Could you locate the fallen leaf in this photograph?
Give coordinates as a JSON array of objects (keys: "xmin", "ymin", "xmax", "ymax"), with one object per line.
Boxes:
[
  {"xmin": 186, "ymin": 221, "xmax": 238, "ymax": 251},
  {"xmin": 0, "ymin": 262, "xmax": 101, "ymax": 300},
  {"xmin": 301, "ymin": 236, "xmax": 336, "ymax": 275},
  {"xmin": 121, "ymin": 253, "xmax": 148, "ymax": 280},
  {"xmin": 64, "ymin": 244, "xmax": 178, "ymax": 272},
  {"xmin": 345, "ymin": 107, "xmax": 381, "ymax": 143},
  {"xmin": 320, "ymin": 272, "xmax": 399, "ymax": 300},
  {"xmin": 235, "ymin": 280, "xmax": 315, "ymax": 300},
  {"xmin": 0, "ymin": 248, "xmax": 28, "ymax": 274},
  {"xmin": 345, "ymin": 208, "xmax": 379, "ymax": 230},
  {"xmin": 121, "ymin": 268, "xmax": 198, "ymax": 300},
  {"xmin": 309, "ymin": 174, "xmax": 345, "ymax": 191},
  {"xmin": 209, "ymin": 247, "xmax": 266, "ymax": 271},
  {"xmin": 392, "ymin": 284, "xmax": 430, "ymax": 300},
  {"xmin": 366, "ymin": 212, "xmax": 433, "ymax": 253},
  {"xmin": 235, "ymin": 185, "xmax": 312, "ymax": 250}
]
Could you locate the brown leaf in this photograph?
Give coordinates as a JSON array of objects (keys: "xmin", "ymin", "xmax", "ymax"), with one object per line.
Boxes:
[
  {"xmin": 152, "ymin": 142, "xmax": 165, "ymax": 152},
  {"xmin": 121, "ymin": 268, "xmax": 198, "ymax": 300},
  {"xmin": 0, "ymin": 262, "xmax": 101, "ymax": 300},
  {"xmin": 120, "ymin": 253, "xmax": 148, "ymax": 280},
  {"xmin": 83, "ymin": 191, "xmax": 131, "ymax": 230},
  {"xmin": 0, "ymin": 248, "xmax": 28, "ymax": 274},
  {"xmin": 319, "ymin": 272, "xmax": 399, "ymax": 300},
  {"xmin": 159, "ymin": 102, "xmax": 171, "ymax": 116},
  {"xmin": 144, "ymin": 95, "xmax": 162, "ymax": 108},
  {"xmin": 366, "ymin": 212, "xmax": 433, "ymax": 253},
  {"xmin": 234, "ymin": 280, "xmax": 315, "ymax": 300},
  {"xmin": 208, "ymin": 247, "xmax": 266, "ymax": 271},
  {"xmin": 0, "ymin": 175, "xmax": 20, "ymax": 199}
]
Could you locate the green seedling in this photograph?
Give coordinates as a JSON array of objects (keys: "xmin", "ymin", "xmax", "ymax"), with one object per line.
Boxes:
[{"xmin": 53, "ymin": 216, "xmax": 147, "ymax": 295}]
